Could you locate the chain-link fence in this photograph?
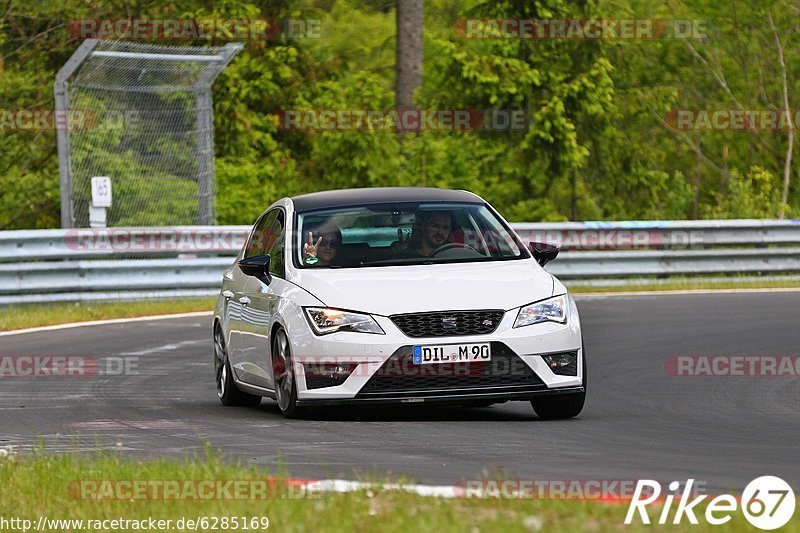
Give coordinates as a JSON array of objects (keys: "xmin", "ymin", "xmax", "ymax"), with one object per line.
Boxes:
[{"xmin": 55, "ymin": 40, "xmax": 242, "ymax": 228}]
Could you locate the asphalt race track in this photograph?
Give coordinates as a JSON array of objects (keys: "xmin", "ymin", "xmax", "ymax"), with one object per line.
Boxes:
[{"xmin": 2, "ymin": 292, "xmax": 799, "ymax": 492}]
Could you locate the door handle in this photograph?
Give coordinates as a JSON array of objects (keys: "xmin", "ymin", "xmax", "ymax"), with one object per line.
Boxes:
[
  {"xmin": 221, "ymin": 290, "xmax": 234, "ymax": 299},
  {"xmin": 238, "ymin": 296, "xmax": 251, "ymax": 306}
]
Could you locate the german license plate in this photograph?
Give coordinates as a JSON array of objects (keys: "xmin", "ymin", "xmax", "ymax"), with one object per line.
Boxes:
[{"xmin": 412, "ymin": 343, "xmax": 491, "ymax": 364}]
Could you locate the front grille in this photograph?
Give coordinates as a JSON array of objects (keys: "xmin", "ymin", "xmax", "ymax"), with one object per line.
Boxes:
[
  {"xmin": 356, "ymin": 343, "xmax": 545, "ymax": 398},
  {"xmin": 390, "ymin": 310, "xmax": 504, "ymax": 338}
]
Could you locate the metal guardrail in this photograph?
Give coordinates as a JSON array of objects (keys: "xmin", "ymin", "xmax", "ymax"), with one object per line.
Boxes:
[
  {"xmin": 1, "ymin": 220, "xmax": 799, "ymax": 304},
  {"xmin": 512, "ymin": 219, "xmax": 800, "ymax": 249},
  {"xmin": 0, "ymin": 226, "xmax": 248, "ymax": 262}
]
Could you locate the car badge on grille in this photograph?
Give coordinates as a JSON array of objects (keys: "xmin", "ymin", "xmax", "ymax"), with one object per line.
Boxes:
[
  {"xmin": 482, "ymin": 319, "xmax": 493, "ymax": 327},
  {"xmin": 441, "ymin": 316, "xmax": 458, "ymax": 329}
]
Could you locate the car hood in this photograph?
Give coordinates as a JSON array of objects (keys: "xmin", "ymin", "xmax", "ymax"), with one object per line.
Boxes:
[{"xmin": 289, "ymin": 259, "xmax": 555, "ymax": 316}]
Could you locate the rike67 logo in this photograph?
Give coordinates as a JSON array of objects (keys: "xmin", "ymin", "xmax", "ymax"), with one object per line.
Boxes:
[{"xmin": 625, "ymin": 476, "xmax": 796, "ymax": 530}]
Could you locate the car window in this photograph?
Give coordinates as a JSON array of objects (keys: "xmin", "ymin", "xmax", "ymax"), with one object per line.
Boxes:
[
  {"xmin": 244, "ymin": 209, "xmax": 286, "ymax": 277},
  {"xmin": 244, "ymin": 214, "xmax": 269, "ymax": 259},
  {"xmin": 267, "ymin": 211, "xmax": 286, "ymax": 277},
  {"xmin": 295, "ymin": 202, "xmax": 527, "ymax": 268},
  {"xmin": 245, "ymin": 209, "xmax": 282, "ymax": 254}
]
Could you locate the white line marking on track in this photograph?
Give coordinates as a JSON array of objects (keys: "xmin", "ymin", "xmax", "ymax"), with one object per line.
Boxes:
[
  {"xmin": 0, "ymin": 311, "xmax": 212, "ymax": 337},
  {"xmin": 119, "ymin": 339, "xmax": 207, "ymax": 356},
  {"xmin": 573, "ymin": 287, "xmax": 800, "ymax": 298}
]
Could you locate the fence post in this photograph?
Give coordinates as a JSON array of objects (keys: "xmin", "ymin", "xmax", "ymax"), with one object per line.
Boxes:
[{"xmin": 55, "ymin": 39, "xmax": 99, "ymax": 229}]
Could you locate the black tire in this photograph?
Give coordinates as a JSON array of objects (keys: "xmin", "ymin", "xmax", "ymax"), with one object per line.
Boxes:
[
  {"xmin": 531, "ymin": 347, "xmax": 586, "ymax": 420},
  {"xmin": 272, "ymin": 328, "xmax": 304, "ymax": 418},
  {"xmin": 214, "ymin": 325, "xmax": 261, "ymax": 407}
]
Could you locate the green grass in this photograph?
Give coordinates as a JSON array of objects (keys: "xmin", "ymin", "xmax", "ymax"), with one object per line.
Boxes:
[
  {"xmin": 0, "ymin": 449, "xmax": 787, "ymax": 532},
  {"xmin": 568, "ymin": 277, "xmax": 800, "ymax": 293},
  {"xmin": 0, "ymin": 298, "xmax": 215, "ymax": 332}
]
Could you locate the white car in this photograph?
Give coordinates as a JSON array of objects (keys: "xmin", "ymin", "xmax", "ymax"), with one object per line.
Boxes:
[{"xmin": 213, "ymin": 187, "xmax": 585, "ymax": 419}]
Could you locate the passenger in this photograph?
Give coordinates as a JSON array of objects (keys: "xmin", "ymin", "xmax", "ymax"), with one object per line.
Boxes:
[
  {"xmin": 303, "ymin": 223, "xmax": 342, "ymax": 266},
  {"xmin": 391, "ymin": 216, "xmax": 421, "ymax": 255},
  {"xmin": 397, "ymin": 211, "xmax": 453, "ymax": 258}
]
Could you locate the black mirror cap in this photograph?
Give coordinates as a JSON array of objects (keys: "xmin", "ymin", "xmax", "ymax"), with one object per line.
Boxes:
[
  {"xmin": 238, "ymin": 254, "xmax": 272, "ymax": 283},
  {"xmin": 529, "ymin": 242, "xmax": 560, "ymax": 267}
]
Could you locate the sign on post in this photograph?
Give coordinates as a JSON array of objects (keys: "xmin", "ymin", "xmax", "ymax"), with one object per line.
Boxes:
[
  {"xmin": 91, "ymin": 176, "xmax": 112, "ymax": 207},
  {"xmin": 89, "ymin": 176, "xmax": 112, "ymax": 228}
]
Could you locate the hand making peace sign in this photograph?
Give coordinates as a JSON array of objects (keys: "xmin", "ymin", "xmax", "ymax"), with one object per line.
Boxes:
[{"xmin": 303, "ymin": 231, "xmax": 323, "ymax": 259}]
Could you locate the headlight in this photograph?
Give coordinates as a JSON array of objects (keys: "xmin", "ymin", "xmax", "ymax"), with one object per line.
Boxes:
[
  {"xmin": 513, "ymin": 294, "xmax": 568, "ymax": 328},
  {"xmin": 304, "ymin": 308, "xmax": 385, "ymax": 335}
]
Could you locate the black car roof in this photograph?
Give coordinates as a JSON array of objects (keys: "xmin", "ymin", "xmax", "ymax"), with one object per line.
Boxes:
[{"xmin": 290, "ymin": 187, "xmax": 483, "ymax": 211}]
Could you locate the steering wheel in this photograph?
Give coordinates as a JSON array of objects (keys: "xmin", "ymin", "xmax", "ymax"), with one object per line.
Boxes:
[{"xmin": 430, "ymin": 242, "xmax": 478, "ymax": 256}]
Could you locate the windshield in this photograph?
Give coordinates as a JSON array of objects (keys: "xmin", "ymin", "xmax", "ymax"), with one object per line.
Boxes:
[{"xmin": 294, "ymin": 202, "xmax": 528, "ymax": 268}]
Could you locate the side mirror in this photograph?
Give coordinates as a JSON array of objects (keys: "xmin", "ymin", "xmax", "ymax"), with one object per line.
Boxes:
[
  {"xmin": 238, "ymin": 254, "xmax": 272, "ymax": 284},
  {"xmin": 529, "ymin": 242, "xmax": 560, "ymax": 267}
]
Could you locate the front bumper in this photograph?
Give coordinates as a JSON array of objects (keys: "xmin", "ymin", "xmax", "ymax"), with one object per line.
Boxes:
[
  {"xmin": 296, "ymin": 386, "xmax": 585, "ymax": 407},
  {"xmin": 288, "ymin": 297, "xmax": 584, "ymax": 402}
]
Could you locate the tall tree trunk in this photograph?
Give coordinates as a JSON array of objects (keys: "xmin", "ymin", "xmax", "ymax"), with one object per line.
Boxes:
[
  {"xmin": 693, "ymin": 138, "xmax": 701, "ymax": 219},
  {"xmin": 719, "ymin": 144, "xmax": 729, "ymax": 195},
  {"xmin": 768, "ymin": 14, "xmax": 793, "ymax": 219},
  {"xmin": 571, "ymin": 168, "xmax": 578, "ymax": 220},
  {"xmin": 396, "ymin": 0, "xmax": 422, "ymax": 111}
]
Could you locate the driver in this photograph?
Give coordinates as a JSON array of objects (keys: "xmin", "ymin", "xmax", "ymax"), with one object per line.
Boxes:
[{"xmin": 398, "ymin": 211, "xmax": 453, "ymax": 258}]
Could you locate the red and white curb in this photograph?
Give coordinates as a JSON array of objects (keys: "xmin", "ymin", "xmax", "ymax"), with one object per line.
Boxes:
[
  {"xmin": 297, "ymin": 479, "xmax": 462, "ymax": 498},
  {"xmin": 284, "ymin": 478, "xmax": 654, "ymax": 503}
]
